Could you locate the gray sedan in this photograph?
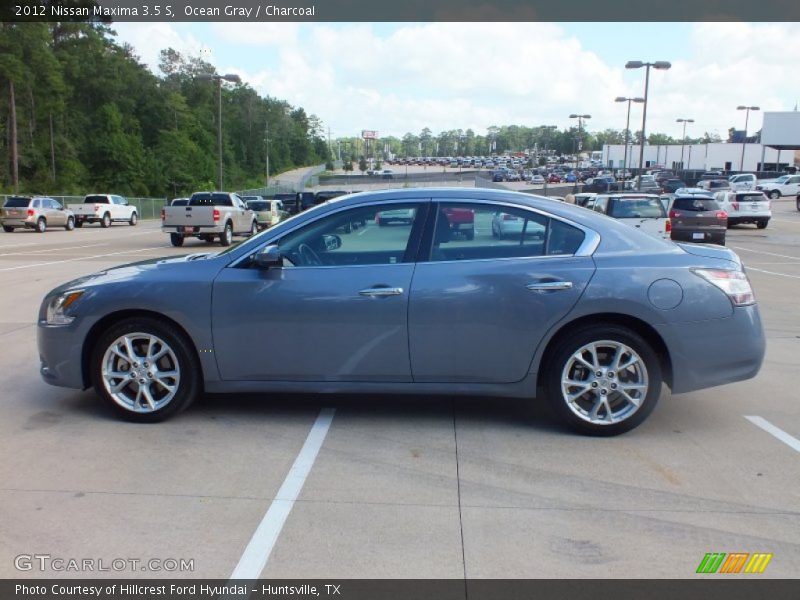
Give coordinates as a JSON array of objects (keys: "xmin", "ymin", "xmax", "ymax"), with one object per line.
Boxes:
[{"xmin": 37, "ymin": 188, "xmax": 765, "ymax": 436}]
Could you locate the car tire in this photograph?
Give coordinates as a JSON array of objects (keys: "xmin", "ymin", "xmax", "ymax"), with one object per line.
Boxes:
[
  {"xmin": 129, "ymin": 212, "xmax": 138, "ymax": 226},
  {"xmin": 796, "ymin": 197, "xmax": 800, "ymax": 212},
  {"xmin": 65, "ymin": 217, "xmax": 75, "ymax": 231},
  {"xmin": 249, "ymin": 221, "xmax": 258, "ymax": 237},
  {"xmin": 2, "ymin": 225, "xmax": 14, "ymax": 233},
  {"xmin": 756, "ymin": 220, "xmax": 768, "ymax": 229},
  {"xmin": 543, "ymin": 325, "xmax": 662, "ymax": 436},
  {"xmin": 74, "ymin": 220, "xmax": 83, "ymax": 228},
  {"xmin": 101, "ymin": 213, "xmax": 111, "ymax": 228},
  {"xmin": 169, "ymin": 233, "xmax": 184, "ymax": 247},
  {"xmin": 219, "ymin": 222, "xmax": 233, "ymax": 246},
  {"xmin": 769, "ymin": 190, "xmax": 781, "ymax": 200},
  {"xmin": 202, "ymin": 235, "xmax": 215, "ymax": 243},
  {"xmin": 90, "ymin": 317, "xmax": 201, "ymax": 423},
  {"xmin": 36, "ymin": 217, "xmax": 47, "ymax": 233}
]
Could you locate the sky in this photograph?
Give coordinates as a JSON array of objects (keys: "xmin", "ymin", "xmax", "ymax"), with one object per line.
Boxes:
[{"xmin": 111, "ymin": 22, "xmax": 800, "ymax": 141}]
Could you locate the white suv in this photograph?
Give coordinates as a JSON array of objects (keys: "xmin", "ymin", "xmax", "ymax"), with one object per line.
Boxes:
[
  {"xmin": 592, "ymin": 193, "xmax": 670, "ymax": 240},
  {"xmin": 728, "ymin": 173, "xmax": 756, "ymax": 191},
  {"xmin": 756, "ymin": 174, "xmax": 800, "ymax": 199},
  {"xmin": 714, "ymin": 190, "xmax": 771, "ymax": 229}
]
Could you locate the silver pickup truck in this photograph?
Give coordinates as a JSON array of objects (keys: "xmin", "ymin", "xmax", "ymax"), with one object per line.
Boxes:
[{"xmin": 161, "ymin": 192, "xmax": 258, "ymax": 247}]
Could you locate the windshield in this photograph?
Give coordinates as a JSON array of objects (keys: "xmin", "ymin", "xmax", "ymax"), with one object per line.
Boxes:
[
  {"xmin": 774, "ymin": 176, "xmax": 789, "ymax": 183},
  {"xmin": 609, "ymin": 197, "xmax": 666, "ymax": 218}
]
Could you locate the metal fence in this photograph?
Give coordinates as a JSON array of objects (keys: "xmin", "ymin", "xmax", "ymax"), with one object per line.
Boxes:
[
  {"xmin": 1, "ymin": 195, "xmax": 168, "ymax": 220},
  {"xmin": 234, "ymin": 183, "xmax": 295, "ymax": 198}
]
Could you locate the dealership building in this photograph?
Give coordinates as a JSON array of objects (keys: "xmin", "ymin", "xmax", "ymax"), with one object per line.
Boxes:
[{"xmin": 602, "ymin": 111, "xmax": 800, "ymax": 172}]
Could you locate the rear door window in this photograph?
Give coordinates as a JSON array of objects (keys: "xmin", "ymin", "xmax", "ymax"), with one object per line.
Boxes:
[{"xmin": 609, "ymin": 197, "xmax": 666, "ymax": 218}]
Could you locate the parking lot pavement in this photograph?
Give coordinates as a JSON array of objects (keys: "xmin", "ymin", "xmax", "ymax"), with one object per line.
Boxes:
[{"xmin": 1, "ymin": 203, "xmax": 799, "ymax": 580}]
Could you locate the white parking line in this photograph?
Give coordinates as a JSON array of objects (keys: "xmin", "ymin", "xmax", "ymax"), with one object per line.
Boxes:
[
  {"xmin": 730, "ymin": 246, "xmax": 800, "ymax": 261},
  {"xmin": 229, "ymin": 408, "xmax": 335, "ymax": 580},
  {"xmin": 0, "ymin": 243, "xmax": 107, "ymax": 257},
  {"xmin": 745, "ymin": 267, "xmax": 800, "ymax": 280},
  {"xmin": 0, "ymin": 246, "xmax": 168, "ymax": 272},
  {"xmin": 745, "ymin": 416, "xmax": 800, "ymax": 453}
]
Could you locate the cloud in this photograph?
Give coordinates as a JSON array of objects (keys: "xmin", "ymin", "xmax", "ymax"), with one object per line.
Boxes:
[
  {"xmin": 114, "ymin": 22, "xmax": 800, "ymax": 141},
  {"xmin": 112, "ymin": 23, "xmax": 205, "ymax": 74}
]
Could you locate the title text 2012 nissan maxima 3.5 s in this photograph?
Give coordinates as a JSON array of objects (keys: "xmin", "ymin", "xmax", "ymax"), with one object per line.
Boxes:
[{"xmin": 37, "ymin": 188, "xmax": 765, "ymax": 435}]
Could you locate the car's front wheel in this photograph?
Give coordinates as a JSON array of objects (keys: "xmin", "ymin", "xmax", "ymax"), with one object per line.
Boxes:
[
  {"xmin": 769, "ymin": 190, "xmax": 781, "ymax": 200},
  {"xmin": 91, "ymin": 318, "xmax": 201, "ymax": 422},
  {"xmin": 129, "ymin": 212, "xmax": 138, "ymax": 226},
  {"xmin": 65, "ymin": 217, "xmax": 75, "ymax": 231},
  {"xmin": 544, "ymin": 325, "xmax": 662, "ymax": 436}
]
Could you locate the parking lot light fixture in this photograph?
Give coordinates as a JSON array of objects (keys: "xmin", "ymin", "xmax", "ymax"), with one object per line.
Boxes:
[
  {"xmin": 196, "ymin": 73, "xmax": 242, "ymax": 189},
  {"xmin": 626, "ymin": 60, "xmax": 671, "ymax": 189},
  {"xmin": 676, "ymin": 118, "xmax": 694, "ymax": 171},
  {"xmin": 616, "ymin": 97, "xmax": 644, "ymax": 176},
  {"xmin": 737, "ymin": 106, "xmax": 760, "ymax": 172}
]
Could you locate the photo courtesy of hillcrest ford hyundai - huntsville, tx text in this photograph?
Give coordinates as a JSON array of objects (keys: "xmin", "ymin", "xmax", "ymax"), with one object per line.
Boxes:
[{"xmin": 37, "ymin": 188, "xmax": 765, "ymax": 436}]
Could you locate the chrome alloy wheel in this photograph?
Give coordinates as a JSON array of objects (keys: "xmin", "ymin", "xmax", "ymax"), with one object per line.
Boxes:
[
  {"xmin": 101, "ymin": 332, "xmax": 181, "ymax": 413},
  {"xmin": 560, "ymin": 340, "xmax": 649, "ymax": 425}
]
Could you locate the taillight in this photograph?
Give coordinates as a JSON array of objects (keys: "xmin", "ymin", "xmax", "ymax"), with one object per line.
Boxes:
[
  {"xmin": 27, "ymin": 209, "xmax": 35, "ymax": 217},
  {"xmin": 160, "ymin": 208, "xmax": 165, "ymax": 221},
  {"xmin": 213, "ymin": 208, "xmax": 220, "ymax": 222},
  {"xmin": 692, "ymin": 268, "xmax": 755, "ymax": 306},
  {"xmin": 94, "ymin": 204, "xmax": 100, "ymax": 211},
  {"xmin": 731, "ymin": 202, "xmax": 739, "ymax": 211},
  {"xmin": 716, "ymin": 211, "xmax": 727, "ymax": 219},
  {"xmin": 669, "ymin": 209, "xmax": 680, "ymax": 218},
  {"xmin": 665, "ymin": 219, "xmax": 672, "ymax": 233}
]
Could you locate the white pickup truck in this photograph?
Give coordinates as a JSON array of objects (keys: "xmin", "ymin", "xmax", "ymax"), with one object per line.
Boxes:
[
  {"xmin": 755, "ymin": 174, "xmax": 800, "ymax": 199},
  {"xmin": 67, "ymin": 194, "xmax": 138, "ymax": 227},
  {"xmin": 161, "ymin": 191, "xmax": 257, "ymax": 247}
]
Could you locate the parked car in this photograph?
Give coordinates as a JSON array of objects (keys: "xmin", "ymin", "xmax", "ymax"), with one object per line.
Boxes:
[
  {"xmin": 547, "ymin": 173, "xmax": 562, "ymax": 183},
  {"xmin": 713, "ymin": 190, "xmax": 771, "ymax": 229},
  {"xmin": 571, "ymin": 192, "xmax": 597, "ymax": 207},
  {"xmin": 244, "ymin": 197, "xmax": 288, "ymax": 230},
  {"xmin": 591, "ymin": 193, "xmax": 671, "ymax": 240},
  {"xmin": 661, "ymin": 179, "xmax": 686, "ymax": 194},
  {"xmin": 506, "ymin": 170, "xmax": 521, "ymax": 182},
  {"xmin": 697, "ymin": 179, "xmax": 731, "ymax": 193},
  {"xmin": 755, "ymin": 173, "xmax": 800, "ymax": 199},
  {"xmin": 530, "ymin": 174, "xmax": 545, "ymax": 184},
  {"xmin": 161, "ymin": 191, "xmax": 257, "ymax": 247},
  {"xmin": 583, "ymin": 176, "xmax": 617, "ymax": 193},
  {"xmin": 272, "ymin": 193, "xmax": 301, "ymax": 215},
  {"xmin": 442, "ymin": 206, "xmax": 475, "ymax": 240},
  {"xmin": 38, "ymin": 187, "xmax": 765, "ymax": 436},
  {"xmin": 2, "ymin": 195, "xmax": 75, "ymax": 233},
  {"xmin": 376, "ymin": 207, "xmax": 415, "ymax": 226},
  {"xmin": 67, "ymin": 194, "xmax": 138, "ymax": 228},
  {"xmin": 728, "ymin": 173, "xmax": 757, "ymax": 191},
  {"xmin": 665, "ymin": 193, "xmax": 727, "ymax": 245},
  {"xmin": 492, "ymin": 170, "xmax": 507, "ymax": 182},
  {"xmin": 170, "ymin": 198, "xmax": 189, "ymax": 206},
  {"xmin": 297, "ymin": 192, "xmax": 316, "ymax": 212}
]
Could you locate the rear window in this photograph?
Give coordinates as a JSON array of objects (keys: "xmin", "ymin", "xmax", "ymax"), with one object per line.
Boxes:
[
  {"xmin": 84, "ymin": 195, "xmax": 109, "ymax": 204},
  {"xmin": 736, "ymin": 193, "xmax": 767, "ymax": 202},
  {"xmin": 672, "ymin": 197, "xmax": 720, "ymax": 212},
  {"xmin": 609, "ymin": 197, "xmax": 666, "ymax": 218},
  {"xmin": 4, "ymin": 197, "xmax": 31, "ymax": 208},
  {"xmin": 189, "ymin": 193, "xmax": 232, "ymax": 206},
  {"xmin": 247, "ymin": 201, "xmax": 268, "ymax": 211}
]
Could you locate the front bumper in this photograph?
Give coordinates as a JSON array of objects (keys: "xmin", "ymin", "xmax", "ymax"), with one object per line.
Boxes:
[
  {"xmin": 655, "ymin": 304, "xmax": 765, "ymax": 394},
  {"xmin": 37, "ymin": 318, "xmax": 96, "ymax": 390}
]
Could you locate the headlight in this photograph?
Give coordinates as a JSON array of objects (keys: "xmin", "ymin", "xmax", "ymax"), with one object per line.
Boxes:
[
  {"xmin": 692, "ymin": 269, "xmax": 755, "ymax": 306},
  {"xmin": 46, "ymin": 290, "xmax": 85, "ymax": 325}
]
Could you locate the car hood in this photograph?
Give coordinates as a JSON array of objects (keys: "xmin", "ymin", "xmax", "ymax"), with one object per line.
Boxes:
[
  {"xmin": 48, "ymin": 252, "xmax": 223, "ymax": 295},
  {"xmin": 677, "ymin": 243, "xmax": 741, "ymax": 268}
]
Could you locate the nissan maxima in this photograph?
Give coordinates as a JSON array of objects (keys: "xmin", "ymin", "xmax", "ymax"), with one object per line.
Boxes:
[{"xmin": 38, "ymin": 188, "xmax": 765, "ymax": 435}]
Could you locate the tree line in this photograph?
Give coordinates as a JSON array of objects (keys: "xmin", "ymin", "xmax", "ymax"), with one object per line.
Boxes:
[{"xmin": 0, "ymin": 22, "xmax": 331, "ymax": 197}]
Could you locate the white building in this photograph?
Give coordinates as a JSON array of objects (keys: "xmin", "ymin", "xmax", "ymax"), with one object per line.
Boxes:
[{"xmin": 602, "ymin": 142, "xmax": 798, "ymax": 172}]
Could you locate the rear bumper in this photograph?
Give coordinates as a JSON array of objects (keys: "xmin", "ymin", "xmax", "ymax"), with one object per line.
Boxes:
[
  {"xmin": 1, "ymin": 217, "xmax": 35, "ymax": 228},
  {"xmin": 671, "ymin": 228, "xmax": 726, "ymax": 244},
  {"xmin": 655, "ymin": 304, "xmax": 765, "ymax": 394},
  {"xmin": 162, "ymin": 225, "xmax": 224, "ymax": 235},
  {"xmin": 728, "ymin": 216, "xmax": 770, "ymax": 225}
]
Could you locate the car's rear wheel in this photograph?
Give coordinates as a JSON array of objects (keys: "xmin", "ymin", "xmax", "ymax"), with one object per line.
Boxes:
[
  {"xmin": 74, "ymin": 220, "xmax": 83, "ymax": 228},
  {"xmin": 101, "ymin": 212, "xmax": 111, "ymax": 228},
  {"xmin": 249, "ymin": 220, "xmax": 258, "ymax": 237},
  {"xmin": 91, "ymin": 318, "xmax": 201, "ymax": 422},
  {"xmin": 756, "ymin": 220, "xmax": 768, "ymax": 229},
  {"xmin": 169, "ymin": 233, "xmax": 184, "ymax": 247},
  {"xmin": 65, "ymin": 217, "xmax": 75, "ymax": 231},
  {"xmin": 219, "ymin": 222, "xmax": 233, "ymax": 246},
  {"xmin": 796, "ymin": 197, "xmax": 800, "ymax": 212},
  {"xmin": 769, "ymin": 190, "xmax": 781, "ymax": 200},
  {"xmin": 544, "ymin": 325, "xmax": 662, "ymax": 436},
  {"xmin": 2, "ymin": 225, "xmax": 14, "ymax": 233},
  {"xmin": 129, "ymin": 212, "xmax": 138, "ymax": 226},
  {"xmin": 36, "ymin": 217, "xmax": 47, "ymax": 233}
]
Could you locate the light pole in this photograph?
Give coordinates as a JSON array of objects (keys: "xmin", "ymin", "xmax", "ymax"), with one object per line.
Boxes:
[
  {"xmin": 676, "ymin": 118, "xmax": 694, "ymax": 172},
  {"xmin": 626, "ymin": 60, "xmax": 671, "ymax": 189},
  {"xmin": 196, "ymin": 73, "xmax": 242, "ymax": 190},
  {"xmin": 569, "ymin": 114, "xmax": 591, "ymax": 168},
  {"xmin": 615, "ymin": 97, "xmax": 644, "ymax": 176},
  {"xmin": 737, "ymin": 105, "xmax": 759, "ymax": 172},
  {"xmin": 540, "ymin": 125, "xmax": 557, "ymax": 163}
]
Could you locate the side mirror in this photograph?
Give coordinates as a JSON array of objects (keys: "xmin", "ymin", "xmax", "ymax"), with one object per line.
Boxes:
[
  {"xmin": 254, "ymin": 245, "xmax": 283, "ymax": 269},
  {"xmin": 322, "ymin": 234, "xmax": 342, "ymax": 251}
]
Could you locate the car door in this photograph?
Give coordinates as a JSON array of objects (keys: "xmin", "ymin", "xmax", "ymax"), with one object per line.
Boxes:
[
  {"xmin": 47, "ymin": 199, "xmax": 66, "ymax": 226},
  {"xmin": 408, "ymin": 201, "xmax": 596, "ymax": 384},
  {"xmin": 212, "ymin": 201, "xmax": 428, "ymax": 382},
  {"xmin": 230, "ymin": 194, "xmax": 250, "ymax": 232}
]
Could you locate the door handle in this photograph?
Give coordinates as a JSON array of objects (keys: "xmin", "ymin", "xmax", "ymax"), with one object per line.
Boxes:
[
  {"xmin": 526, "ymin": 281, "xmax": 573, "ymax": 292},
  {"xmin": 359, "ymin": 287, "xmax": 404, "ymax": 297}
]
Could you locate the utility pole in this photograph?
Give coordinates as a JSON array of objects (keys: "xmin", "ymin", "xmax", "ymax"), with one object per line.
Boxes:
[
  {"xmin": 264, "ymin": 120, "xmax": 270, "ymax": 189},
  {"xmin": 9, "ymin": 80, "xmax": 19, "ymax": 193}
]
